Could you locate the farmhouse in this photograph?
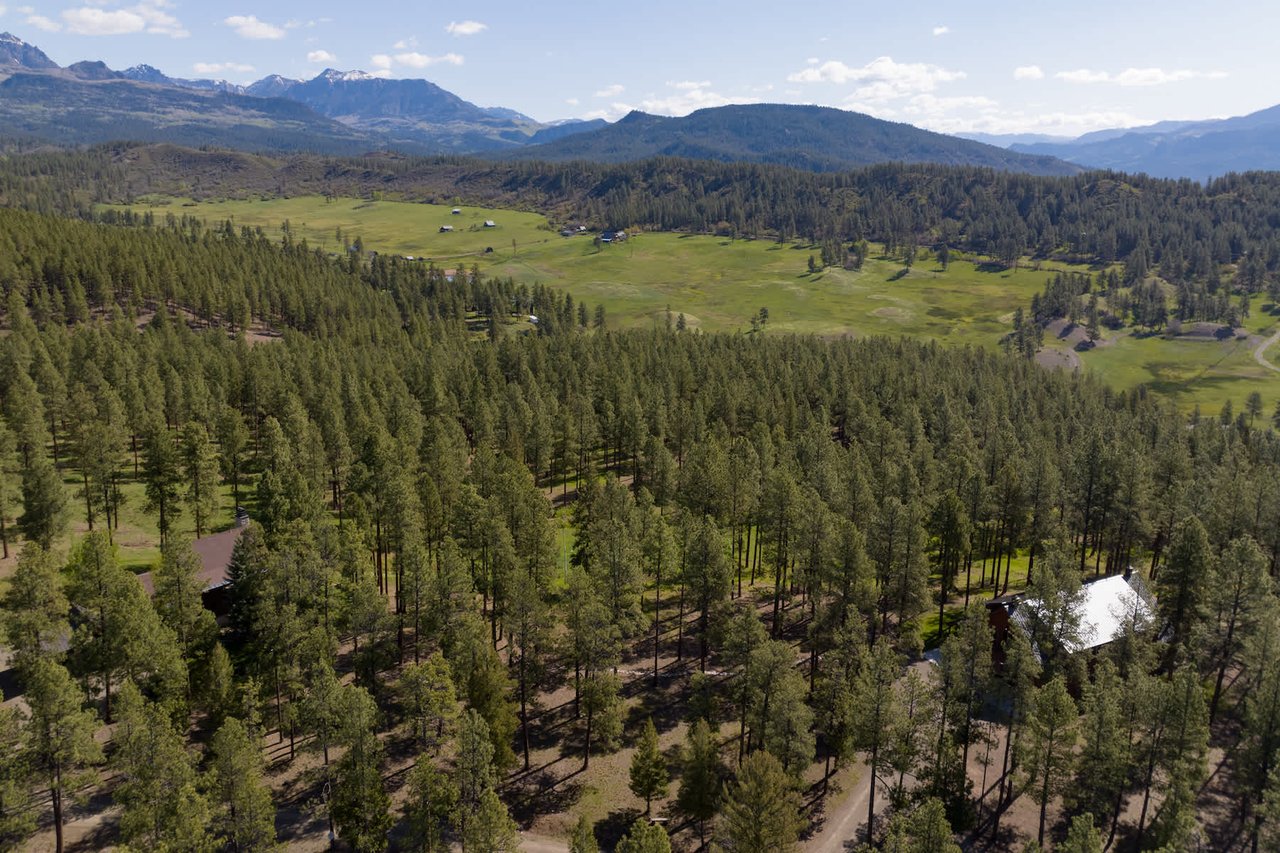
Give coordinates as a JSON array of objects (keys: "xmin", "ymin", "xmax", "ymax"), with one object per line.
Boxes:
[{"xmin": 987, "ymin": 570, "xmax": 1154, "ymax": 669}]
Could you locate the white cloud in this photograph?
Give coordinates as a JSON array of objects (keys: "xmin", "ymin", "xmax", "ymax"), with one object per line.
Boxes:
[
  {"xmin": 594, "ymin": 83, "xmax": 624, "ymax": 97},
  {"xmin": 393, "ymin": 37, "xmax": 417, "ymax": 49},
  {"xmin": 0, "ymin": 6, "xmax": 8, "ymax": 17},
  {"xmin": 1115, "ymin": 67, "xmax": 1227, "ymax": 85},
  {"xmin": 192, "ymin": 61, "xmax": 254, "ymax": 75},
  {"xmin": 1055, "ymin": 67, "xmax": 1226, "ymax": 86},
  {"xmin": 370, "ymin": 54, "xmax": 392, "ymax": 70},
  {"xmin": 1013, "ymin": 65, "xmax": 1044, "ymax": 80},
  {"xmin": 1055, "ymin": 68, "xmax": 1112, "ymax": 84},
  {"xmin": 445, "ymin": 20, "xmax": 486, "ymax": 36},
  {"xmin": 932, "ymin": 25, "xmax": 949, "ymax": 36},
  {"xmin": 580, "ymin": 81, "xmax": 755, "ymax": 121},
  {"xmin": 392, "ymin": 51, "xmax": 464, "ymax": 68},
  {"xmin": 788, "ymin": 56, "xmax": 965, "ymax": 102},
  {"xmin": 224, "ymin": 14, "xmax": 285, "ymax": 40},
  {"xmin": 565, "ymin": 97, "xmax": 579, "ymax": 106},
  {"xmin": 306, "ymin": 49, "xmax": 336, "ymax": 63},
  {"xmin": 634, "ymin": 84, "xmax": 752, "ymax": 115},
  {"xmin": 25, "ymin": 12, "xmax": 61, "ymax": 31}
]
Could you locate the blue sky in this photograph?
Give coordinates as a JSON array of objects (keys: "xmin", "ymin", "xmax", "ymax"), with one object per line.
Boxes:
[{"xmin": 6, "ymin": 0, "xmax": 1277, "ymax": 136}]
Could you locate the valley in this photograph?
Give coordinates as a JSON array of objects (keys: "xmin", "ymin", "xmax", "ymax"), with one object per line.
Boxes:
[{"xmin": 117, "ymin": 194, "xmax": 1280, "ymax": 413}]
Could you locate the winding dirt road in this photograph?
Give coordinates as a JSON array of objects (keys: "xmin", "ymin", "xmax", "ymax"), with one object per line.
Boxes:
[{"xmin": 1254, "ymin": 327, "xmax": 1280, "ymax": 373}]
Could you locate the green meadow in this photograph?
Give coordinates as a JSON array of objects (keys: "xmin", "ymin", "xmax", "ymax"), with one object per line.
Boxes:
[
  {"xmin": 115, "ymin": 195, "xmax": 1277, "ymax": 413},
  {"xmin": 116, "ymin": 195, "xmax": 1054, "ymax": 339}
]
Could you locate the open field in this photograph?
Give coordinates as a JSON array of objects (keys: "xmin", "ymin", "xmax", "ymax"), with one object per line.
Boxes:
[
  {"xmin": 112, "ymin": 195, "xmax": 1054, "ymax": 341},
  {"xmin": 113, "ymin": 195, "xmax": 1279, "ymax": 412}
]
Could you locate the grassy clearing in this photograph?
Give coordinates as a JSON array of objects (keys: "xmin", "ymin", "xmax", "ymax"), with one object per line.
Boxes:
[
  {"xmin": 112, "ymin": 195, "xmax": 1280, "ymax": 412},
  {"xmin": 114, "ymin": 196, "xmax": 1056, "ymax": 342},
  {"xmin": 0, "ymin": 464, "xmax": 243, "ymax": 583},
  {"xmin": 1076, "ymin": 314, "xmax": 1280, "ymax": 414}
]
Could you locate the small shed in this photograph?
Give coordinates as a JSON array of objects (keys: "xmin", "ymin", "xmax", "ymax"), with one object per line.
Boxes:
[
  {"xmin": 483, "ymin": 220, "xmax": 496, "ymax": 228},
  {"xmin": 451, "ymin": 207, "xmax": 462, "ymax": 215},
  {"xmin": 439, "ymin": 225, "xmax": 454, "ymax": 233}
]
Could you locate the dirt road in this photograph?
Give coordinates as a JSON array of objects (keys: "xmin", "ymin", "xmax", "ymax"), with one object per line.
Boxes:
[
  {"xmin": 804, "ymin": 764, "xmax": 871, "ymax": 853},
  {"xmin": 1254, "ymin": 327, "xmax": 1280, "ymax": 373}
]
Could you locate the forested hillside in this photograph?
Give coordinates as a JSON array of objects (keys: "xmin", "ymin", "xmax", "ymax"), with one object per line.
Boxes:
[
  {"xmin": 4, "ymin": 205, "xmax": 1280, "ymax": 851},
  {"xmin": 6, "ymin": 144, "xmax": 1280, "ymax": 288}
]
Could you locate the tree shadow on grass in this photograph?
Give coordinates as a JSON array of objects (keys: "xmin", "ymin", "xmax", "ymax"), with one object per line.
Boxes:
[
  {"xmin": 505, "ymin": 766, "xmax": 586, "ymax": 828},
  {"xmin": 596, "ymin": 806, "xmax": 645, "ymax": 849}
]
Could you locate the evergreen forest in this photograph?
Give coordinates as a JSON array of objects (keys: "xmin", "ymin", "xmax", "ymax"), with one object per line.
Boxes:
[{"xmin": 3, "ymin": 151, "xmax": 1280, "ymax": 853}]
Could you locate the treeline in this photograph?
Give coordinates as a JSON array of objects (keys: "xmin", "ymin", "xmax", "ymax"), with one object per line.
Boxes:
[
  {"xmin": 5, "ymin": 208, "xmax": 1280, "ymax": 850},
  {"xmin": 7, "ymin": 143, "xmax": 1280, "ymax": 278}
]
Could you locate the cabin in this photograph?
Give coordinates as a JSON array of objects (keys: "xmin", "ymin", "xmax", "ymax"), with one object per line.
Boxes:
[
  {"xmin": 987, "ymin": 570, "xmax": 1154, "ymax": 671},
  {"xmin": 451, "ymin": 207, "xmax": 462, "ymax": 215},
  {"xmin": 483, "ymin": 220, "xmax": 496, "ymax": 228},
  {"xmin": 439, "ymin": 225, "xmax": 454, "ymax": 233},
  {"xmin": 601, "ymin": 230, "xmax": 628, "ymax": 244},
  {"xmin": 137, "ymin": 507, "xmax": 250, "ymax": 617}
]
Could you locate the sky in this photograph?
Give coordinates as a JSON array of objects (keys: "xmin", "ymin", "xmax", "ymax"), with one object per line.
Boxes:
[{"xmin": 6, "ymin": 0, "xmax": 1279, "ymax": 137}]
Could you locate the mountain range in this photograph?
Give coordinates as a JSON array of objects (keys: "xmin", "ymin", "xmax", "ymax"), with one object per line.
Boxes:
[
  {"xmin": 0, "ymin": 31, "xmax": 1082, "ymax": 176},
  {"xmin": 964, "ymin": 105, "xmax": 1280, "ymax": 178},
  {"xmin": 506, "ymin": 105, "xmax": 1079, "ymax": 174},
  {"xmin": 2, "ymin": 31, "xmax": 1278, "ymax": 179}
]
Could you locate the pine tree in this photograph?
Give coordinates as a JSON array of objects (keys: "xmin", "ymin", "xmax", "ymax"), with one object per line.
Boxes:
[
  {"xmin": 746, "ymin": 639, "xmax": 814, "ymax": 776},
  {"xmin": 852, "ymin": 639, "xmax": 900, "ymax": 843},
  {"xmin": 209, "ymin": 717, "xmax": 277, "ymax": 852},
  {"xmin": 152, "ymin": 537, "xmax": 217, "ymax": 684},
  {"xmin": 142, "ymin": 420, "xmax": 184, "ymax": 546},
  {"xmin": 216, "ymin": 403, "xmax": 249, "ymax": 508},
  {"xmin": 503, "ymin": 556, "xmax": 550, "ymax": 770},
  {"xmin": 1208, "ymin": 535, "xmax": 1270, "ymax": 720},
  {"xmin": 629, "ymin": 717, "xmax": 669, "ymax": 817},
  {"xmin": 403, "ymin": 760, "xmax": 458, "ymax": 853},
  {"xmin": 0, "ymin": 705, "xmax": 35, "ymax": 850},
  {"xmin": 616, "ymin": 819, "xmax": 673, "ymax": 853},
  {"xmin": 400, "ymin": 653, "xmax": 458, "ymax": 750},
  {"xmin": 1020, "ymin": 676, "xmax": 1078, "ymax": 847},
  {"xmin": 64, "ymin": 532, "xmax": 131, "ymax": 720},
  {"xmin": 1155, "ymin": 516, "xmax": 1212, "ymax": 662},
  {"xmin": 881, "ymin": 797, "xmax": 959, "ymax": 853},
  {"xmin": 1, "ymin": 542, "xmax": 68, "ymax": 676},
  {"xmin": 1148, "ymin": 667, "xmax": 1208, "ymax": 851},
  {"xmin": 181, "ymin": 421, "xmax": 221, "ymax": 538},
  {"xmin": 112, "ymin": 681, "xmax": 213, "ymax": 851},
  {"xmin": 569, "ymin": 814, "xmax": 599, "ymax": 853},
  {"xmin": 1059, "ymin": 814, "xmax": 1104, "ymax": 853},
  {"xmin": 18, "ymin": 451, "xmax": 66, "ymax": 548},
  {"xmin": 0, "ymin": 422, "xmax": 19, "ymax": 558},
  {"xmin": 201, "ymin": 642, "xmax": 237, "ymax": 728},
  {"xmin": 719, "ymin": 751, "xmax": 803, "ymax": 853},
  {"xmin": 1071, "ymin": 660, "xmax": 1129, "ymax": 831},
  {"xmin": 331, "ymin": 686, "xmax": 392, "ymax": 853},
  {"xmin": 462, "ymin": 787, "xmax": 520, "ymax": 852},
  {"xmin": 677, "ymin": 718, "xmax": 723, "ymax": 844},
  {"xmin": 25, "ymin": 659, "xmax": 102, "ymax": 853}
]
